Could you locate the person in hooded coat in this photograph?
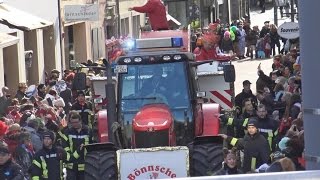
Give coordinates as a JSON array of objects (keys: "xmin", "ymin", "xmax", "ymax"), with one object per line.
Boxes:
[{"xmin": 214, "ymin": 147, "xmax": 243, "ymax": 175}]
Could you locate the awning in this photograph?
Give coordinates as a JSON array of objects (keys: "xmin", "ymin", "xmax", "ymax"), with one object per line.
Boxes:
[
  {"xmin": 166, "ymin": 13, "xmax": 181, "ymax": 26},
  {"xmin": 63, "ymin": 21, "xmax": 85, "ymax": 27},
  {"xmin": 0, "ymin": 4, "xmax": 53, "ymax": 31},
  {"xmin": 0, "ymin": 32, "xmax": 19, "ymax": 48}
]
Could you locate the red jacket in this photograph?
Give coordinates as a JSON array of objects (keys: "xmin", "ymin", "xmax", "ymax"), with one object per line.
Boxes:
[
  {"xmin": 193, "ymin": 46, "xmax": 230, "ymax": 61},
  {"xmin": 133, "ymin": 0, "xmax": 169, "ymax": 31}
]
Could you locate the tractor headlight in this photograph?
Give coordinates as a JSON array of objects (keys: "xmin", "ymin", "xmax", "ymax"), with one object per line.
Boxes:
[
  {"xmin": 123, "ymin": 58, "xmax": 132, "ymax": 63},
  {"xmin": 134, "ymin": 57, "xmax": 142, "ymax": 62},
  {"xmin": 163, "ymin": 55, "xmax": 171, "ymax": 61},
  {"xmin": 173, "ymin": 55, "xmax": 182, "ymax": 60}
]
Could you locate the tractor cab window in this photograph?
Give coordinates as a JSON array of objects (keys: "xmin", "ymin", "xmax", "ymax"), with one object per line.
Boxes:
[{"xmin": 120, "ymin": 62, "xmax": 191, "ymax": 116}]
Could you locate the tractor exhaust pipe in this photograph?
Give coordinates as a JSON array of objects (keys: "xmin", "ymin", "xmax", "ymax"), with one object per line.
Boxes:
[{"xmin": 103, "ymin": 59, "xmax": 117, "ymax": 144}]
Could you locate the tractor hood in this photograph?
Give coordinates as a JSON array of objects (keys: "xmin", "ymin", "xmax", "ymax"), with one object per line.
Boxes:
[{"xmin": 133, "ymin": 104, "xmax": 173, "ymax": 132}]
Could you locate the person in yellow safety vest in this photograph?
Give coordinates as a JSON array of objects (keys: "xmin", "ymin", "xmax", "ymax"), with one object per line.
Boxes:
[
  {"xmin": 224, "ymin": 98, "xmax": 256, "ymax": 138},
  {"xmin": 254, "ymin": 104, "xmax": 280, "ymax": 152},
  {"xmin": 219, "ymin": 119, "xmax": 270, "ymax": 173},
  {"xmin": 71, "ymin": 91, "xmax": 93, "ymax": 129},
  {"xmin": 60, "ymin": 113, "xmax": 93, "ymax": 180},
  {"xmin": 30, "ymin": 130, "xmax": 67, "ymax": 180}
]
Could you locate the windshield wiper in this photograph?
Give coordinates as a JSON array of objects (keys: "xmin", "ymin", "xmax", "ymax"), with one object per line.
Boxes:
[{"xmin": 122, "ymin": 97, "xmax": 157, "ymax": 100}]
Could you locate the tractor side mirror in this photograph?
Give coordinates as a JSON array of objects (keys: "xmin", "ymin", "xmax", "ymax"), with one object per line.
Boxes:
[
  {"xmin": 196, "ymin": 92, "xmax": 208, "ymax": 104},
  {"xmin": 196, "ymin": 91, "xmax": 206, "ymax": 98},
  {"xmin": 72, "ymin": 72, "xmax": 87, "ymax": 90},
  {"xmin": 223, "ymin": 64, "xmax": 235, "ymax": 82}
]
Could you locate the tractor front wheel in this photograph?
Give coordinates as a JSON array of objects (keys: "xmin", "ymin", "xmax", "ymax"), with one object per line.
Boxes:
[
  {"xmin": 84, "ymin": 150, "xmax": 117, "ymax": 180},
  {"xmin": 189, "ymin": 143, "xmax": 223, "ymax": 176}
]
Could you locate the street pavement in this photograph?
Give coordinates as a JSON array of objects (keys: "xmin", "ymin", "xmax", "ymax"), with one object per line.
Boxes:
[{"xmin": 233, "ymin": 6, "xmax": 294, "ymax": 95}]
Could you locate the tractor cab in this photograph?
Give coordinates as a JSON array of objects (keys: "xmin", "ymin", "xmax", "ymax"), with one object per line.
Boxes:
[{"xmin": 115, "ymin": 38, "xmax": 200, "ymax": 148}]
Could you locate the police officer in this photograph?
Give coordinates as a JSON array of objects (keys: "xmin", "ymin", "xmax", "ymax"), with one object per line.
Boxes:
[
  {"xmin": 71, "ymin": 91, "xmax": 93, "ymax": 128},
  {"xmin": 220, "ymin": 119, "xmax": 270, "ymax": 173},
  {"xmin": 60, "ymin": 113, "xmax": 93, "ymax": 180},
  {"xmin": 0, "ymin": 142, "xmax": 25, "ymax": 180},
  {"xmin": 30, "ymin": 131, "xmax": 67, "ymax": 180}
]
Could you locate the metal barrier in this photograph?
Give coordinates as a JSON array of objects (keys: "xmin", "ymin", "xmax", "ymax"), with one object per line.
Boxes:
[{"xmin": 164, "ymin": 171, "xmax": 320, "ymax": 180}]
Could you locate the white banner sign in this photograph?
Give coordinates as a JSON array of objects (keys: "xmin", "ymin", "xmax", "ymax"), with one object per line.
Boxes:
[
  {"xmin": 64, "ymin": 4, "xmax": 99, "ymax": 21},
  {"xmin": 277, "ymin": 22, "xmax": 299, "ymax": 39},
  {"xmin": 117, "ymin": 147, "xmax": 189, "ymax": 180},
  {"xmin": 217, "ymin": 0, "xmax": 224, "ymax": 5}
]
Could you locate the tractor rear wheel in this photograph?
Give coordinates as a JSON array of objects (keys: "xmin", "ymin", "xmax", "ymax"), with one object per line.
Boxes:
[
  {"xmin": 84, "ymin": 150, "xmax": 117, "ymax": 180},
  {"xmin": 189, "ymin": 143, "xmax": 223, "ymax": 176}
]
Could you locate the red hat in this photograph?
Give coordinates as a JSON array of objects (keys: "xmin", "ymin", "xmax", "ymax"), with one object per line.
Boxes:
[
  {"xmin": 208, "ymin": 23, "xmax": 220, "ymax": 31},
  {"xmin": 0, "ymin": 121, "xmax": 8, "ymax": 136}
]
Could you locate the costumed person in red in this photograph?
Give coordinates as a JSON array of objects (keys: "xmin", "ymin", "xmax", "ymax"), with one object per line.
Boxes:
[
  {"xmin": 193, "ymin": 23, "xmax": 232, "ymax": 61},
  {"xmin": 128, "ymin": 0, "xmax": 169, "ymax": 31},
  {"xmin": 0, "ymin": 121, "xmax": 8, "ymax": 141}
]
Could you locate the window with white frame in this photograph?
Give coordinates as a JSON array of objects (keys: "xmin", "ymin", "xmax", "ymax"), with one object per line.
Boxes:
[
  {"xmin": 132, "ymin": 15, "xmax": 140, "ymax": 38},
  {"xmin": 120, "ymin": 17, "xmax": 129, "ymax": 37}
]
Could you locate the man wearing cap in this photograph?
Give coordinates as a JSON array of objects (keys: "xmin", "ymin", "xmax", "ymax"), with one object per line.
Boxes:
[
  {"xmin": 71, "ymin": 91, "xmax": 93, "ymax": 128},
  {"xmin": 30, "ymin": 130, "xmax": 67, "ymax": 180},
  {"xmin": 235, "ymin": 80, "xmax": 258, "ymax": 116},
  {"xmin": 260, "ymin": 21, "xmax": 270, "ymax": 38},
  {"xmin": 0, "ymin": 142, "xmax": 25, "ymax": 180},
  {"xmin": 220, "ymin": 118, "xmax": 270, "ymax": 173}
]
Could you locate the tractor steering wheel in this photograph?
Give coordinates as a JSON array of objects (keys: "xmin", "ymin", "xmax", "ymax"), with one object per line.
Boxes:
[{"xmin": 143, "ymin": 93, "xmax": 169, "ymax": 105}]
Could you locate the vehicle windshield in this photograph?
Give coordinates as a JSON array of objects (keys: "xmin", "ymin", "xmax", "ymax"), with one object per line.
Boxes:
[{"xmin": 119, "ymin": 62, "xmax": 191, "ymax": 121}]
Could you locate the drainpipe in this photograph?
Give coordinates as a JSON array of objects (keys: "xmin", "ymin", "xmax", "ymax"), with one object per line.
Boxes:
[
  {"xmin": 273, "ymin": 0, "xmax": 278, "ymax": 26},
  {"xmin": 227, "ymin": 0, "xmax": 231, "ymax": 23},
  {"xmin": 57, "ymin": 0, "xmax": 65, "ymax": 71},
  {"xmin": 199, "ymin": 0, "xmax": 204, "ymax": 29},
  {"xmin": 115, "ymin": 0, "xmax": 121, "ymax": 38}
]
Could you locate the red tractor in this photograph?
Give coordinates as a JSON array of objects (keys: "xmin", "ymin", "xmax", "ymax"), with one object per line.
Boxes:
[{"xmin": 82, "ymin": 37, "xmax": 235, "ymax": 179}]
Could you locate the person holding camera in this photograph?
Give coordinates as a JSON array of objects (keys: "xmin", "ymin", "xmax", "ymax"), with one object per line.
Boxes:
[{"xmin": 0, "ymin": 87, "xmax": 12, "ymax": 117}]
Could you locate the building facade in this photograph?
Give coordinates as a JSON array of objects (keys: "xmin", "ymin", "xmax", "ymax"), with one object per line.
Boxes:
[
  {"xmin": 0, "ymin": 0, "xmax": 60, "ymax": 95},
  {"xmin": 60, "ymin": 0, "xmax": 107, "ymax": 69}
]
